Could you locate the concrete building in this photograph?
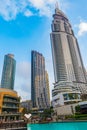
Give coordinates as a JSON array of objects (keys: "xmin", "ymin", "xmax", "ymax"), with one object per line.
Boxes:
[
  {"xmin": 50, "ymin": 5, "xmax": 87, "ymax": 99},
  {"xmin": 1, "ymin": 54, "xmax": 16, "ymax": 90},
  {"xmin": 54, "ymin": 101, "xmax": 87, "ymax": 116},
  {"xmin": 54, "ymin": 103, "xmax": 77, "ymax": 116},
  {"xmin": 78, "ymin": 101, "xmax": 87, "ymax": 114},
  {"xmin": 0, "ymin": 88, "xmax": 21, "ymax": 121},
  {"xmin": 31, "ymin": 51, "xmax": 50, "ymax": 109},
  {"xmin": 52, "ymin": 81, "xmax": 82, "ymax": 107},
  {"xmin": 21, "ymin": 100, "xmax": 32, "ymax": 111}
]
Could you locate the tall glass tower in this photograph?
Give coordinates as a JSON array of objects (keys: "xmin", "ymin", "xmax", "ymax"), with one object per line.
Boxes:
[
  {"xmin": 31, "ymin": 51, "xmax": 50, "ymax": 109},
  {"xmin": 50, "ymin": 6, "xmax": 87, "ymax": 94},
  {"xmin": 45, "ymin": 71, "xmax": 50, "ymax": 107},
  {"xmin": 1, "ymin": 54, "xmax": 16, "ymax": 90}
]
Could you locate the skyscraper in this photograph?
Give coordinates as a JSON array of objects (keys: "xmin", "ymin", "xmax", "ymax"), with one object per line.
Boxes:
[
  {"xmin": 50, "ymin": 5, "xmax": 87, "ymax": 94},
  {"xmin": 45, "ymin": 71, "xmax": 50, "ymax": 107},
  {"xmin": 31, "ymin": 51, "xmax": 50, "ymax": 109},
  {"xmin": 1, "ymin": 54, "xmax": 16, "ymax": 90}
]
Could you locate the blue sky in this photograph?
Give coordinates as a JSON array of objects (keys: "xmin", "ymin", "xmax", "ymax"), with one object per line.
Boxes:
[{"xmin": 0, "ymin": 0, "xmax": 87, "ymax": 100}]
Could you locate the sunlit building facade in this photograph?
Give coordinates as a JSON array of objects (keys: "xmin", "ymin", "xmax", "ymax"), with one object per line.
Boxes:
[
  {"xmin": 50, "ymin": 6, "xmax": 87, "ymax": 95},
  {"xmin": 0, "ymin": 88, "xmax": 20, "ymax": 121},
  {"xmin": 45, "ymin": 71, "xmax": 50, "ymax": 107},
  {"xmin": 31, "ymin": 51, "xmax": 50, "ymax": 109}
]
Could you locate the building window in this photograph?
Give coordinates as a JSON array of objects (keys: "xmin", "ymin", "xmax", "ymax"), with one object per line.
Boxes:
[
  {"xmin": 64, "ymin": 24, "xmax": 70, "ymax": 33},
  {"xmin": 54, "ymin": 24, "xmax": 60, "ymax": 31}
]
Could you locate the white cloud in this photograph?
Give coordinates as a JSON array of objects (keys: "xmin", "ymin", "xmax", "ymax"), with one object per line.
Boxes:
[
  {"xmin": 0, "ymin": 0, "xmax": 17, "ymax": 21},
  {"xmin": 78, "ymin": 22, "xmax": 87, "ymax": 36},
  {"xmin": 15, "ymin": 61, "xmax": 31, "ymax": 101},
  {"xmin": 24, "ymin": 9, "xmax": 33, "ymax": 17},
  {"xmin": 0, "ymin": 0, "xmax": 70, "ymax": 21},
  {"xmin": 29, "ymin": 0, "xmax": 45, "ymax": 8}
]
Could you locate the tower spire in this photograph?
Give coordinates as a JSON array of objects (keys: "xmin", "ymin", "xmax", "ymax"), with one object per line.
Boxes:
[
  {"xmin": 55, "ymin": 1, "xmax": 59, "ymax": 9},
  {"xmin": 55, "ymin": 1, "xmax": 59, "ymax": 14}
]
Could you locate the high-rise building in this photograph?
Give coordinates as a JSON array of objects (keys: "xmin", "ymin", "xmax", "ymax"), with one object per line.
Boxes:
[
  {"xmin": 31, "ymin": 51, "xmax": 50, "ymax": 109},
  {"xmin": 50, "ymin": 5, "xmax": 87, "ymax": 94},
  {"xmin": 45, "ymin": 71, "xmax": 50, "ymax": 107},
  {"xmin": 1, "ymin": 54, "xmax": 16, "ymax": 90}
]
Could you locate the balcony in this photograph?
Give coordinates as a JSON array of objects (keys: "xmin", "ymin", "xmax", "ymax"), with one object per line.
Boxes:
[
  {"xmin": 3, "ymin": 99, "xmax": 19, "ymax": 104},
  {"xmin": 2, "ymin": 105, "xmax": 19, "ymax": 109},
  {"xmin": 1, "ymin": 112, "xmax": 21, "ymax": 116}
]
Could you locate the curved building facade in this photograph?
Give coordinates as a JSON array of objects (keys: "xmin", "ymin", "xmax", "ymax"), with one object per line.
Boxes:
[
  {"xmin": 0, "ymin": 88, "xmax": 21, "ymax": 121},
  {"xmin": 52, "ymin": 81, "xmax": 82, "ymax": 107},
  {"xmin": 50, "ymin": 7, "xmax": 87, "ymax": 94},
  {"xmin": 0, "ymin": 88, "xmax": 20, "ymax": 114},
  {"xmin": 1, "ymin": 54, "xmax": 16, "ymax": 90}
]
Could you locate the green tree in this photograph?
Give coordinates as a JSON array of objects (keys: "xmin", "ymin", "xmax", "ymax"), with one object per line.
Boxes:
[
  {"xmin": 41, "ymin": 107, "xmax": 54, "ymax": 119},
  {"xmin": 75, "ymin": 105, "xmax": 81, "ymax": 113}
]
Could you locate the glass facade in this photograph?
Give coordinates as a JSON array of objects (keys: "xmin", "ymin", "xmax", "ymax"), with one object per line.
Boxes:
[
  {"xmin": 3, "ymin": 95, "xmax": 19, "ymax": 112},
  {"xmin": 63, "ymin": 93, "xmax": 81, "ymax": 101},
  {"xmin": 31, "ymin": 51, "xmax": 50, "ymax": 109},
  {"xmin": 1, "ymin": 54, "xmax": 16, "ymax": 90}
]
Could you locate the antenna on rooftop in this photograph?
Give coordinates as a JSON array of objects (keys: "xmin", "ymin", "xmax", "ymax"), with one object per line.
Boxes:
[
  {"xmin": 55, "ymin": 0, "xmax": 59, "ymax": 9},
  {"xmin": 55, "ymin": 1, "xmax": 59, "ymax": 14}
]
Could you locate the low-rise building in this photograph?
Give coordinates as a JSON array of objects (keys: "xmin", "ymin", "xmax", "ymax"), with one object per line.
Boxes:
[
  {"xmin": 0, "ymin": 88, "xmax": 21, "ymax": 121},
  {"xmin": 78, "ymin": 101, "xmax": 87, "ymax": 114},
  {"xmin": 21, "ymin": 100, "xmax": 32, "ymax": 111},
  {"xmin": 52, "ymin": 81, "xmax": 82, "ymax": 107}
]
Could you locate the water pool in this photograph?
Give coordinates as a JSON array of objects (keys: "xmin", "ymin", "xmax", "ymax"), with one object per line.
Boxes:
[{"xmin": 27, "ymin": 122, "xmax": 87, "ymax": 130}]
